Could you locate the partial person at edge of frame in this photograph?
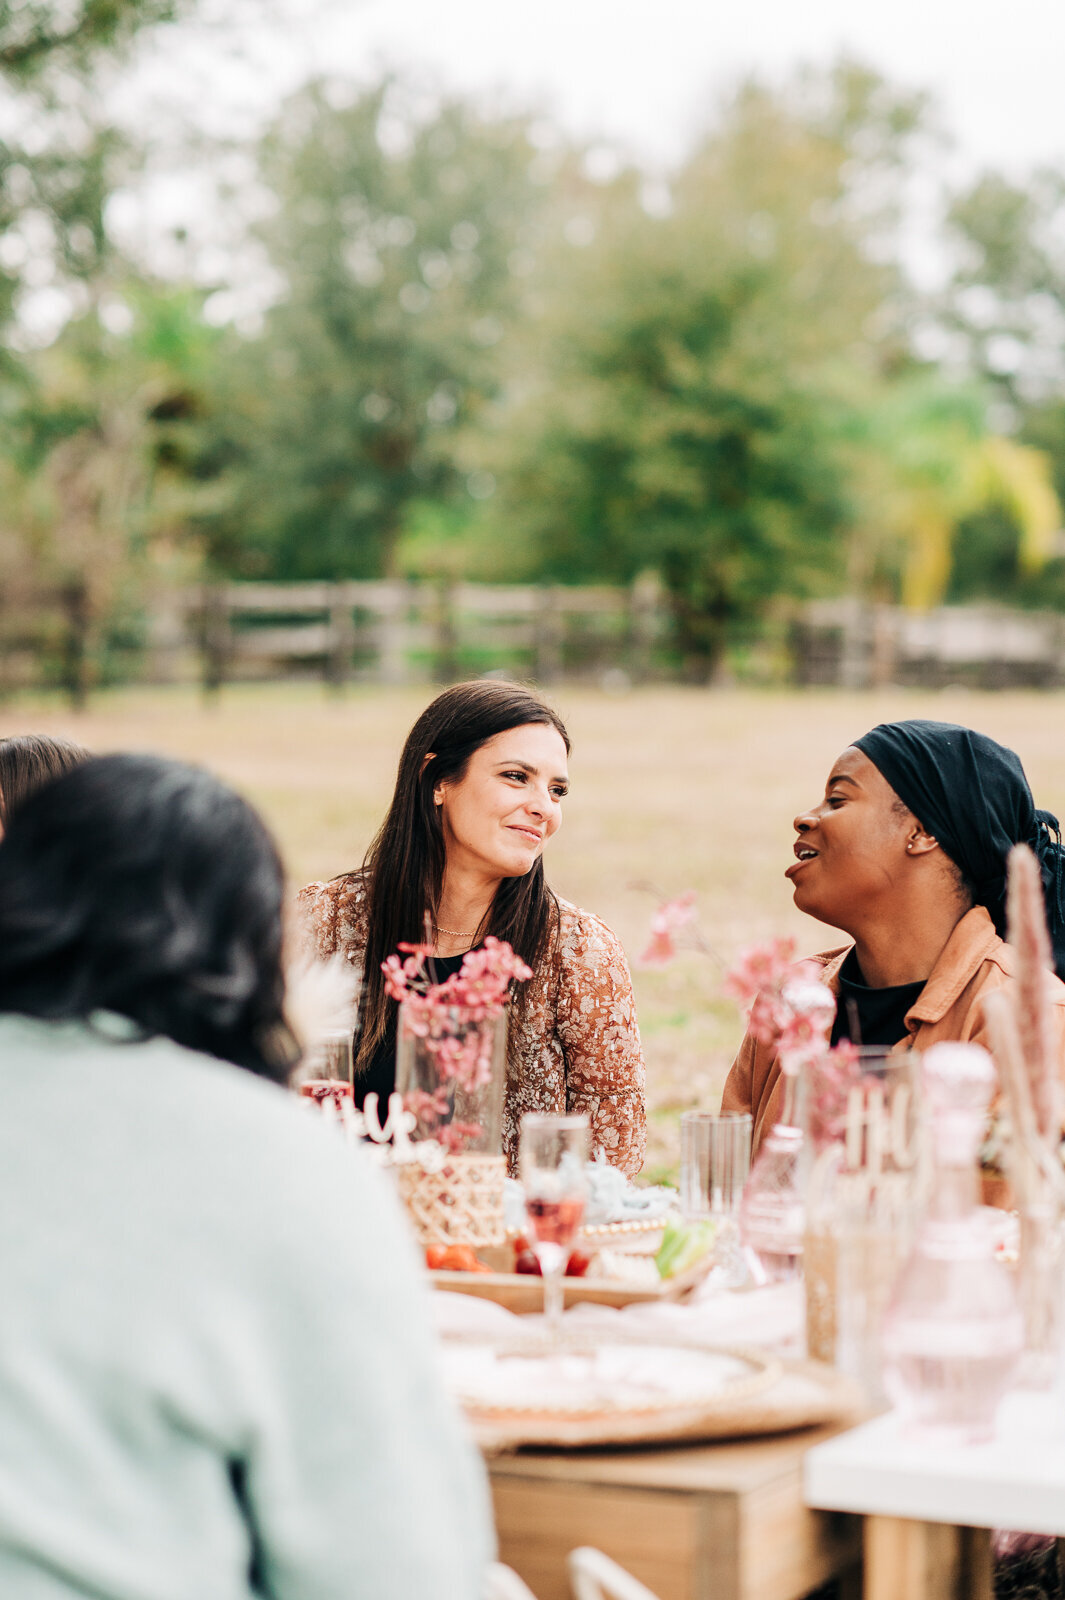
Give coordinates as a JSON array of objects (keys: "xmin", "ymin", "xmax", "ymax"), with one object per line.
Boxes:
[
  {"xmin": 0, "ymin": 733, "xmax": 89, "ymax": 835},
  {"xmin": 0, "ymin": 752, "xmax": 492, "ymax": 1600},
  {"xmin": 298, "ymin": 678, "xmax": 647, "ymax": 1176},
  {"xmin": 721, "ymin": 718, "xmax": 1065, "ymax": 1157}
]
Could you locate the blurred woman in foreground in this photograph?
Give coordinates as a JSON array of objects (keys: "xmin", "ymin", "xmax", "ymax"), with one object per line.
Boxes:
[
  {"xmin": 299, "ymin": 679, "xmax": 646, "ymax": 1174},
  {"xmin": 0, "ymin": 753, "xmax": 491, "ymax": 1600},
  {"xmin": 723, "ymin": 719, "xmax": 1065, "ymax": 1151}
]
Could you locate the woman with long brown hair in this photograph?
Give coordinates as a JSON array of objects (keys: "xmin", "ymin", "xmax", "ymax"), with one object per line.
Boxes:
[{"xmin": 298, "ymin": 680, "xmax": 646, "ymax": 1175}]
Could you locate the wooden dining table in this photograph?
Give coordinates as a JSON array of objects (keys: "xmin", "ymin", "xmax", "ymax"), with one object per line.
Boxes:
[{"xmin": 485, "ymin": 1422, "xmax": 863, "ymax": 1600}]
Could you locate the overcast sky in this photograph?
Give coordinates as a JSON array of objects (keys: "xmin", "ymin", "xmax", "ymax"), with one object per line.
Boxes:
[
  {"xmin": 92, "ymin": 0, "xmax": 1065, "ymax": 330},
  {"xmin": 134, "ymin": 0, "xmax": 1065, "ymax": 176},
  {"xmin": 333, "ymin": 0, "xmax": 1065, "ymax": 176}
]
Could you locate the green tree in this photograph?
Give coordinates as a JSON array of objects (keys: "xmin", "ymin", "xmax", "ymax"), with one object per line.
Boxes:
[
  {"xmin": 0, "ymin": 0, "xmax": 190, "ymax": 353},
  {"xmin": 0, "ymin": 282, "xmax": 228, "ymax": 700},
  {"xmin": 936, "ymin": 166, "xmax": 1065, "ymax": 605},
  {"xmin": 0, "ymin": 1, "xmax": 180, "ymax": 75},
  {"xmin": 843, "ymin": 376, "xmax": 1060, "ymax": 608},
  {"xmin": 944, "ymin": 168, "xmax": 1065, "ymax": 406},
  {"xmin": 484, "ymin": 65, "xmax": 928, "ymax": 676},
  {"xmin": 217, "ymin": 80, "xmax": 554, "ymax": 581}
]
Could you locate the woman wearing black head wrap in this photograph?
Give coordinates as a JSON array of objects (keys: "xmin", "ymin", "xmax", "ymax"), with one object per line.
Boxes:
[
  {"xmin": 855, "ymin": 720, "xmax": 1065, "ymax": 978},
  {"xmin": 723, "ymin": 719, "xmax": 1065, "ymax": 1153}
]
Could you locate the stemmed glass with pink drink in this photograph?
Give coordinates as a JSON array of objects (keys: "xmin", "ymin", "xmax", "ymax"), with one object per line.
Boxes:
[
  {"xmin": 519, "ymin": 1113, "xmax": 589, "ymax": 1342},
  {"xmin": 294, "ymin": 1032, "xmax": 355, "ymax": 1116}
]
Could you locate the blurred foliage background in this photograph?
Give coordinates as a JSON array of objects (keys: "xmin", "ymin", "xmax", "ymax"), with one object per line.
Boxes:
[{"xmin": 5, "ymin": 3, "xmax": 1065, "ymax": 689}]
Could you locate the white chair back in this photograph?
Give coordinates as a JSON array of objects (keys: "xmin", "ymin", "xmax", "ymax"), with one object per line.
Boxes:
[
  {"xmin": 567, "ymin": 1546, "xmax": 663, "ymax": 1600},
  {"xmin": 484, "ymin": 1561, "xmax": 541, "ymax": 1600}
]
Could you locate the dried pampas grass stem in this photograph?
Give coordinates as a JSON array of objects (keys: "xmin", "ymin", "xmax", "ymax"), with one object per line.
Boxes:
[{"xmin": 1006, "ymin": 843, "xmax": 1061, "ymax": 1143}]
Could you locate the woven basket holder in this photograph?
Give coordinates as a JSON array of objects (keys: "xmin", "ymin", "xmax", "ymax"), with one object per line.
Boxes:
[{"xmin": 397, "ymin": 1152, "xmax": 506, "ymax": 1247}]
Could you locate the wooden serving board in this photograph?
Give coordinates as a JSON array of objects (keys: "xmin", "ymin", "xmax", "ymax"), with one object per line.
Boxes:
[
  {"xmin": 430, "ymin": 1271, "xmax": 660, "ymax": 1313},
  {"xmin": 430, "ymin": 1257, "xmax": 712, "ymax": 1314}
]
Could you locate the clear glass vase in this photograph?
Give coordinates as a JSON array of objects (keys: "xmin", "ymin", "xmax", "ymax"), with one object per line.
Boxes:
[
  {"xmin": 800, "ymin": 1046, "xmax": 924, "ymax": 1396},
  {"xmin": 882, "ymin": 1043, "xmax": 1024, "ymax": 1444},
  {"xmin": 395, "ymin": 1001, "xmax": 506, "ymax": 1156}
]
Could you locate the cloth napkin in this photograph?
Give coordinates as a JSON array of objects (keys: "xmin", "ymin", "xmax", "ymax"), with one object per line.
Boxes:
[{"xmin": 431, "ymin": 1277, "xmax": 805, "ymax": 1356}]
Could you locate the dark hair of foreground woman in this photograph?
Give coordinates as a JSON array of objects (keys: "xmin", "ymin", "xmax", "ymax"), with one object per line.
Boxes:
[
  {"xmin": 0, "ymin": 751, "xmax": 493, "ymax": 1597},
  {"xmin": 0, "ymin": 733, "xmax": 89, "ymax": 829},
  {"xmin": 0, "ymin": 752, "xmax": 298, "ymax": 1081},
  {"xmin": 356, "ymin": 678, "xmax": 571, "ymax": 1069}
]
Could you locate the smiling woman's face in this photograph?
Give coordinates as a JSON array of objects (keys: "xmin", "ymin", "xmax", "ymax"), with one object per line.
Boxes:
[
  {"xmin": 784, "ymin": 746, "xmax": 916, "ymax": 932},
  {"xmin": 435, "ymin": 722, "xmax": 569, "ymax": 885}
]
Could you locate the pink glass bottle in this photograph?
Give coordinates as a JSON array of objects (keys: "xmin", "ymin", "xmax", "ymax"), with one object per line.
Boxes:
[{"xmin": 881, "ymin": 1044, "xmax": 1023, "ymax": 1444}]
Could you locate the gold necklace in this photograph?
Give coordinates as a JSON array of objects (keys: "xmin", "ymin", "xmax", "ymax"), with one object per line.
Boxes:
[{"xmin": 434, "ymin": 924, "xmax": 479, "ymax": 938}]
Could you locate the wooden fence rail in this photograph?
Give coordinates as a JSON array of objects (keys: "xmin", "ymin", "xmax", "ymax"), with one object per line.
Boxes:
[
  {"xmin": 150, "ymin": 575, "xmax": 668, "ymax": 692},
  {"xmin": 5, "ymin": 577, "xmax": 1065, "ymax": 699}
]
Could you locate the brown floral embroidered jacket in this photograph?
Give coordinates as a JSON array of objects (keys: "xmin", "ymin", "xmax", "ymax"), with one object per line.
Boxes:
[{"xmin": 296, "ymin": 873, "xmax": 647, "ymax": 1177}]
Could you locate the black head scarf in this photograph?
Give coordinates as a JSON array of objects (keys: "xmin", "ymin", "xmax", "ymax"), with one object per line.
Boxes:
[{"xmin": 853, "ymin": 719, "xmax": 1065, "ymax": 979}]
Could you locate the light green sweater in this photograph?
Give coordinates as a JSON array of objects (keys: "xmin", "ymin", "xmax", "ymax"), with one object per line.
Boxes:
[{"xmin": 0, "ymin": 1013, "xmax": 492, "ymax": 1599}]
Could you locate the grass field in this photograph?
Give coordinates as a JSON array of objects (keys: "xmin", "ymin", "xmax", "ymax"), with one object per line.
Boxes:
[{"xmin": 8, "ymin": 681, "xmax": 1065, "ymax": 1179}]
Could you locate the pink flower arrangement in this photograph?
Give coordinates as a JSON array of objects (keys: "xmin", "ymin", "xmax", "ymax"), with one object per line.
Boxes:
[
  {"xmin": 383, "ymin": 936, "xmax": 532, "ymax": 1144},
  {"xmin": 723, "ymin": 939, "xmax": 835, "ymax": 1078},
  {"xmin": 638, "ymin": 891, "xmax": 700, "ymax": 967},
  {"xmin": 638, "ymin": 892, "xmax": 848, "ymax": 1135}
]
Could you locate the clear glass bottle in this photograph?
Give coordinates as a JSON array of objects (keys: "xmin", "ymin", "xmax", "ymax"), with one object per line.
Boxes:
[
  {"xmin": 739, "ymin": 1123, "xmax": 803, "ymax": 1282},
  {"xmin": 739, "ymin": 1074, "xmax": 804, "ymax": 1283},
  {"xmin": 881, "ymin": 1043, "xmax": 1023, "ymax": 1443}
]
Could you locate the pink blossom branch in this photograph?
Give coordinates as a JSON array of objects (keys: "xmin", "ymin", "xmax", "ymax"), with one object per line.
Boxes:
[
  {"xmin": 630, "ymin": 883, "xmax": 726, "ymax": 968},
  {"xmin": 386, "ymin": 936, "xmax": 531, "ymax": 1107}
]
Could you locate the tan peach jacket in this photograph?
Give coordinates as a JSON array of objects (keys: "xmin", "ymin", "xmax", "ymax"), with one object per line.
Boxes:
[
  {"xmin": 297, "ymin": 874, "xmax": 647, "ymax": 1177},
  {"xmin": 721, "ymin": 905, "xmax": 1065, "ymax": 1154}
]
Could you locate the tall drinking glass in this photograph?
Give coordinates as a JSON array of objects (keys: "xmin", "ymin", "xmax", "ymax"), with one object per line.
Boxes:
[
  {"xmin": 520, "ymin": 1113, "xmax": 589, "ymax": 1343},
  {"xmin": 681, "ymin": 1111, "xmax": 752, "ymax": 1215},
  {"xmin": 681, "ymin": 1111, "xmax": 751, "ymax": 1282}
]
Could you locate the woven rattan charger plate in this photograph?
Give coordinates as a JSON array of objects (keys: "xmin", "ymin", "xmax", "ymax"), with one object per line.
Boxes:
[{"xmin": 441, "ymin": 1328, "xmax": 864, "ymax": 1450}]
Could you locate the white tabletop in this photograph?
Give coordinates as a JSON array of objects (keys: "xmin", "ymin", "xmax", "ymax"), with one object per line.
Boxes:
[{"xmin": 804, "ymin": 1389, "xmax": 1065, "ymax": 1536}]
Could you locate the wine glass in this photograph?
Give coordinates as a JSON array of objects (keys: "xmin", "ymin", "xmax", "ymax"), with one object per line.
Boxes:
[
  {"xmin": 294, "ymin": 1030, "xmax": 355, "ymax": 1117},
  {"xmin": 519, "ymin": 1112, "xmax": 589, "ymax": 1344}
]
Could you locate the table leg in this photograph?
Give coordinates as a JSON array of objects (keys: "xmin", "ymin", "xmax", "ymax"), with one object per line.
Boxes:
[
  {"xmin": 863, "ymin": 1518, "xmax": 992, "ymax": 1600},
  {"xmin": 835, "ymin": 1562, "xmax": 863, "ymax": 1600}
]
